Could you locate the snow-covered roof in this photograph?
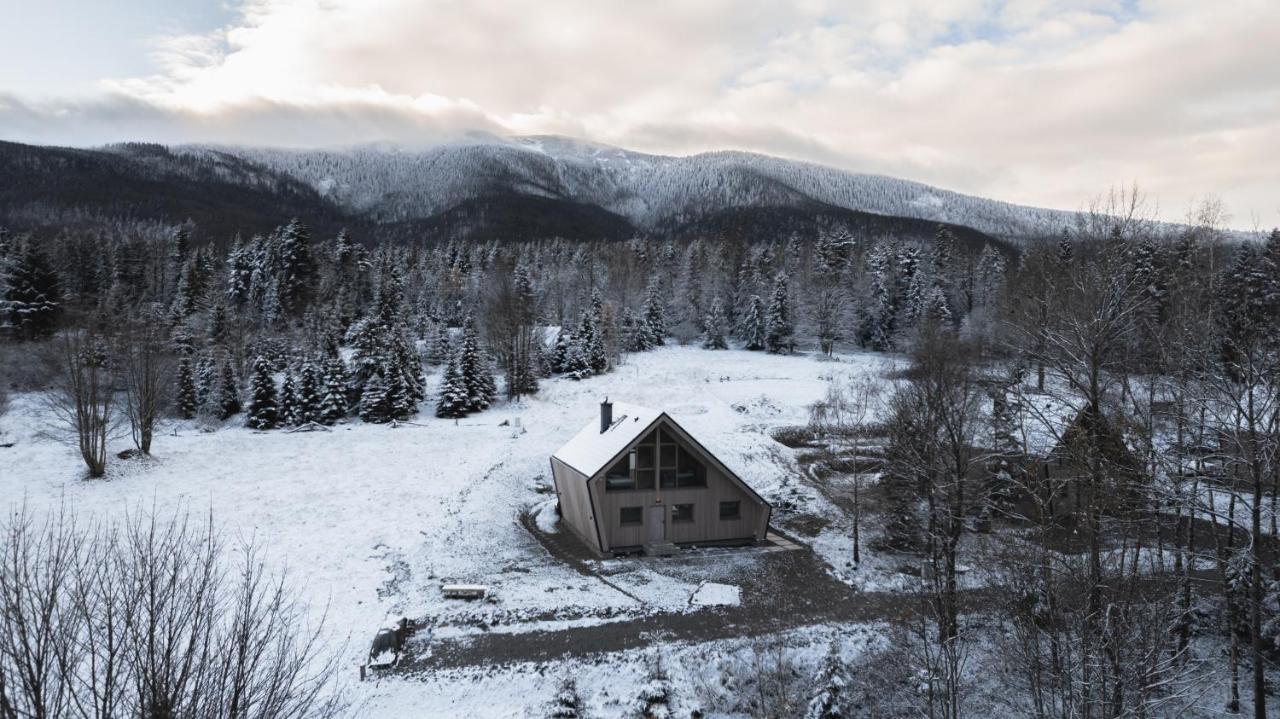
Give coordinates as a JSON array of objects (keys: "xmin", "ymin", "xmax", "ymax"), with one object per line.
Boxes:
[{"xmin": 552, "ymin": 402, "xmax": 662, "ymax": 477}]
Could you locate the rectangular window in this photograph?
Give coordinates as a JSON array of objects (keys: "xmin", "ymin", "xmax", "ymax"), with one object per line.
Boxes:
[
  {"xmin": 719, "ymin": 501, "xmax": 741, "ymax": 520},
  {"xmin": 673, "ymin": 504, "xmax": 694, "ymax": 523},
  {"xmin": 620, "ymin": 506, "xmax": 643, "ymax": 525},
  {"xmin": 635, "ymin": 445, "xmax": 655, "ymax": 469}
]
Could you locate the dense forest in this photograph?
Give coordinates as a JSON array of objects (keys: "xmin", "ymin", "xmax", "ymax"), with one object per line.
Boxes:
[{"xmin": 3, "ymin": 183, "xmax": 1280, "ymax": 718}]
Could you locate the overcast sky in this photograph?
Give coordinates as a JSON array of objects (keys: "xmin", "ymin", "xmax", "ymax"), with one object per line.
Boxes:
[{"xmin": 0, "ymin": 0, "xmax": 1276, "ymax": 228}]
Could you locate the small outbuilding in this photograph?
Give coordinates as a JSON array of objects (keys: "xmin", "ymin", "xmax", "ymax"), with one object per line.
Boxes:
[{"xmin": 550, "ymin": 400, "xmax": 771, "ymax": 556}]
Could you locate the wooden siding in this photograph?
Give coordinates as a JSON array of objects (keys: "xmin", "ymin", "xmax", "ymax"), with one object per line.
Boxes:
[
  {"xmin": 550, "ymin": 456, "xmax": 603, "ymax": 554},
  {"xmin": 587, "ymin": 417, "xmax": 768, "ymax": 551}
]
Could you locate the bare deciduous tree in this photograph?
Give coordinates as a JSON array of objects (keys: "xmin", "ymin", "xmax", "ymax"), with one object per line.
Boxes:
[
  {"xmin": 45, "ymin": 331, "xmax": 118, "ymax": 478},
  {"xmin": 0, "ymin": 507, "xmax": 345, "ymax": 719},
  {"xmin": 117, "ymin": 312, "xmax": 172, "ymax": 455}
]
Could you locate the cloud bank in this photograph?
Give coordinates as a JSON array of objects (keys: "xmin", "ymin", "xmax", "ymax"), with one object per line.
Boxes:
[{"xmin": 1, "ymin": 0, "xmax": 1277, "ymax": 227}]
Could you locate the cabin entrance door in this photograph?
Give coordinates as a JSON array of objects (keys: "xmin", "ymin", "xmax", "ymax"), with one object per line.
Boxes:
[{"xmin": 647, "ymin": 506, "xmax": 666, "ymax": 543}]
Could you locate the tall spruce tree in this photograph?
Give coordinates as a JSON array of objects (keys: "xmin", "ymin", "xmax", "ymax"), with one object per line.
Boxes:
[
  {"xmin": 702, "ymin": 297, "xmax": 728, "ymax": 350},
  {"xmin": 3, "ymin": 240, "xmax": 61, "ymax": 340},
  {"xmin": 216, "ymin": 360, "xmax": 241, "ymax": 420},
  {"xmin": 245, "ymin": 356, "xmax": 279, "ymax": 429},
  {"xmin": 457, "ymin": 315, "xmax": 496, "ymax": 411},
  {"xmin": 743, "ymin": 294, "xmax": 767, "ymax": 351},
  {"xmin": 358, "ymin": 369, "xmax": 389, "ymax": 423},
  {"xmin": 642, "ymin": 278, "xmax": 666, "ymax": 346},
  {"xmin": 297, "ymin": 360, "xmax": 322, "ymax": 425},
  {"xmin": 318, "ymin": 358, "xmax": 349, "ymax": 424},
  {"xmin": 765, "ymin": 274, "xmax": 793, "ymax": 353},
  {"xmin": 279, "ymin": 370, "xmax": 301, "ymax": 427},
  {"xmin": 175, "ymin": 355, "xmax": 198, "ymax": 419},
  {"xmin": 435, "ymin": 351, "xmax": 468, "ymax": 419}
]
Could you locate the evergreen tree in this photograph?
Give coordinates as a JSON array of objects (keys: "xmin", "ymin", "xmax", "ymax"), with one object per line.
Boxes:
[
  {"xmin": 358, "ymin": 369, "xmax": 390, "ymax": 423},
  {"xmin": 175, "ymin": 356, "xmax": 198, "ymax": 420},
  {"xmin": 550, "ymin": 329, "xmax": 576, "ymax": 372},
  {"xmin": 549, "ymin": 675, "xmax": 582, "ymax": 718},
  {"xmin": 435, "ymin": 352, "xmax": 468, "ymax": 419},
  {"xmin": 765, "ymin": 274, "xmax": 793, "ymax": 353},
  {"xmin": 804, "ymin": 641, "xmax": 848, "ymax": 719},
  {"xmin": 427, "ymin": 323, "xmax": 452, "ymax": 365},
  {"xmin": 635, "ymin": 655, "xmax": 674, "ymax": 719},
  {"xmin": 458, "ymin": 315, "xmax": 496, "ymax": 411},
  {"xmin": 209, "ymin": 304, "xmax": 229, "ymax": 345},
  {"xmin": 318, "ymin": 358, "xmax": 349, "ymax": 424},
  {"xmin": 702, "ymin": 297, "xmax": 728, "ymax": 350},
  {"xmin": 216, "ymin": 360, "xmax": 241, "ymax": 420},
  {"xmin": 195, "ymin": 353, "xmax": 217, "ymax": 412},
  {"xmin": 279, "ymin": 370, "xmax": 301, "ymax": 427},
  {"xmin": 743, "ymin": 294, "xmax": 767, "ymax": 351},
  {"xmin": 297, "ymin": 360, "xmax": 322, "ymax": 424},
  {"xmin": 224, "ymin": 235, "xmax": 251, "ymax": 307},
  {"xmin": 642, "ymin": 278, "xmax": 666, "ymax": 346},
  {"xmin": 585, "ymin": 289, "xmax": 608, "ymax": 374},
  {"xmin": 275, "ymin": 218, "xmax": 315, "ymax": 316},
  {"xmin": 1056, "ymin": 228, "xmax": 1075, "ymax": 268},
  {"xmin": 246, "ymin": 356, "xmax": 279, "ymax": 430},
  {"xmin": 3, "ymin": 240, "xmax": 61, "ymax": 340}
]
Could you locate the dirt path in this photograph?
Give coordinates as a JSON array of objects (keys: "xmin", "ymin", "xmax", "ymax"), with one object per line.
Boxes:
[{"xmin": 396, "ymin": 548, "xmax": 995, "ymax": 671}]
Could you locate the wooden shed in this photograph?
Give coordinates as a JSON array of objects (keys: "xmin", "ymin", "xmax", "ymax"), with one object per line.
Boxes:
[{"xmin": 550, "ymin": 400, "xmax": 771, "ymax": 556}]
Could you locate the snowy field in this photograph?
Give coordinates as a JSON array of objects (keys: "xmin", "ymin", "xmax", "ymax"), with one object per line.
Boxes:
[{"xmin": 0, "ymin": 346, "xmax": 900, "ymax": 716}]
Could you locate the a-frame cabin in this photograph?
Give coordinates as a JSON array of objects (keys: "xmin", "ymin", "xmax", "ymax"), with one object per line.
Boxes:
[{"xmin": 550, "ymin": 400, "xmax": 771, "ymax": 556}]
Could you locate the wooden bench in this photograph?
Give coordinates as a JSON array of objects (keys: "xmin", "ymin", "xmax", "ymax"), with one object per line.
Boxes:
[{"xmin": 441, "ymin": 584, "xmax": 488, "ymax": 600}]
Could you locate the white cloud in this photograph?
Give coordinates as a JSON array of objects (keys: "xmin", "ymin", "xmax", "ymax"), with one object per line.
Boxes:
[{"xmin": 0, "ymin": 0, "xmax": 1276, "ymax": 227}]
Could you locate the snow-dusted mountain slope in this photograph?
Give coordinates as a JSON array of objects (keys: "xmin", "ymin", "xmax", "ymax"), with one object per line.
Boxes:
[{"xmin": 190, "ymin": 135, "xmax": 1079, "ymax": 240}]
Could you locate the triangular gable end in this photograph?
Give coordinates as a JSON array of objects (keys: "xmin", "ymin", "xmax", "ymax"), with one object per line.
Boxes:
[{"xmin": 581, "ymin": 413, "xmax": 770, "ymax": 511}]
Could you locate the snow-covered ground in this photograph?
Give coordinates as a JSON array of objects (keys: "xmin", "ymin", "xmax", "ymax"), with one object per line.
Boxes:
[{"xmin": 0, "ymin": 346, "xmax": 898, "ymax": 716}]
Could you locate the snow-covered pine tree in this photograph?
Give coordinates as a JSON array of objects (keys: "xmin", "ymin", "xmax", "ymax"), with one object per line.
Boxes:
[
  {"xmin": 279, "ymin": 370, "xmax": 301, "ymax": 427},
  {"xmin": 743, "ymin": 294, "xmax": 767, "ymax": 351},
  {"xmin": 550, "ymin": 329, "xmax": 575, "ymax": 373},
  {"xmin": 275, "ymin": 218, "xmax": 314, "ymax": 316},
  {"xmin": 635, "ymin": 654, "xmax": 674, "ymax": 719},
  {"xmin": 386, "ymin": 356, "xmax": 417, "ymax": 420},
  {"xmin": 864, "ymin": 242, "xmax": 897, "ymax": 351},
  {"xmin": 216, "ymin": 360, "xmax": 241, "ymax": 420},
  {"xmin": 318, "ymin": 358, "xmax": 349, "ymax": 424},
  {"xmin": 702, "ymin": 297, "xmax": 728, "ymax": 350},
  {"xmin": 297, "ymin": 360, "xmax": 322, "ymax": 425},
  {"xmin": 642, "ymin": 278, "xmax": 666, "ymax": 346},
  {"xmin": 195, "ymin": 353, "xmax": 216, "ymax": 411},
  {"xmin": 458, "ymin": 315, "xmax": 496, "ymax": 411},
  {"xmin": 765, "ymin": 274, "xmax": 793, "ymax": 354},
  {"xmin": 923, "ymin": 285, "xmax": 954, "ymax": 327},
  {"xmin": 548, "ymin": 675, "xmax": 581, "ymax": 718},
  {"xmin": 1056, "ymin": 228, "xmax": 1074, "ymax": 268},
  {"xmin": 435, "ymin": 351, "xmax": 468, "ymax": 419},
  {"xmin": 804, "ymin": 641, "xmax": 848, "ymax": 719},
  {"xmin": 358, "ymin": 369, "xmax": 389, "ymax": 423},
  {"xmin": 208, "ymin": 303, "xmax": 229, "ymax": 345},
  {"xmin": 175, "ymin": 355, "xmax": 198, "ymax": 419},
  {"xmin": 245, "ymin": 356, "xmax": 279, "ymax": 429},
  {"xmin": 427, "ymin": 322, "xmax": 451, "ymax": 365},
  {"xmin": 3, "ymin": 240, "xmax": 61, "ymax": 340},
  {"xmin": 586, "ymin": 288, "xmax": 608, "ymax": 374}
]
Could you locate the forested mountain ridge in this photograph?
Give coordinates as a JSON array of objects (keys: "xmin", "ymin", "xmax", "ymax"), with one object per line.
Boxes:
[
  {"xmin": 213, "ymin": 135, "xmax": 1080, "ymax": 241},
  {"xmin": 0, "ymin": 136, "xmax": 1082, "ymax": 245},
  {"xmin": 0, "ymin": 141, "xmax": 353, "ymax": 240}
]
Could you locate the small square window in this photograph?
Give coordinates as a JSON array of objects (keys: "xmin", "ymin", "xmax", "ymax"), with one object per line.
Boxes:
[
  {"xmin": 719, "ymin": 501, "xmax": 741, "ymax": 520},
  {"xmin": 620, "ymin": 507, "xmax": 643, "ymax": 526},
  {"xmin": 673, "ymin": 504, "xmax": 694, "ymax": 522}
]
